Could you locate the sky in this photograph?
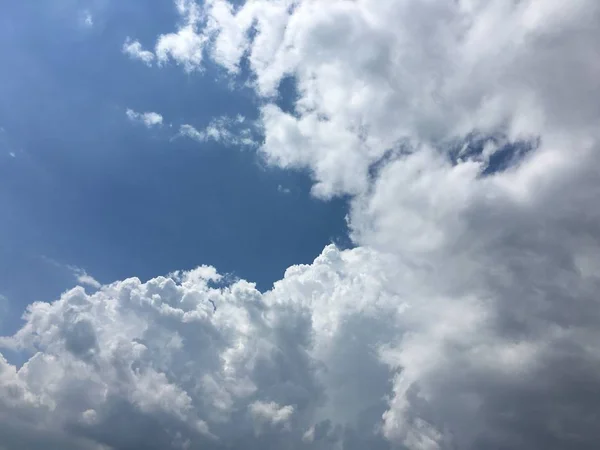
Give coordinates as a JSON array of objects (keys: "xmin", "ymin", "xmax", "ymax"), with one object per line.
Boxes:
[
  {"xmin": 0, "ymin": 1, "xmax": 349, "ymax": 335},
  {"xmin": 1, "ymin": 1, "xmax": 600, "ymax": 450}
]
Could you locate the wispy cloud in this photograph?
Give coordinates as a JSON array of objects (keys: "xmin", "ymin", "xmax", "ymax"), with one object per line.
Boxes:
[
  {"xmin": 82, "ymin": 11, "xmax": 93, "ymax": 28},
  {"xmin": 40, "ymin": 256, "xmax": 102, "ymax": 290},
  {"xmin": 122, "ymin": 38, "xmax": 155, "ymax": 66},
  {"xmin": 126, "ymin": 109, "xmax": 164, "ymax": 128},
  {"xmin": 0, "ymin": 127, "xmax": 18, "ymax": 159},
  {"xmin": 178, "ymin": 115, "xmax": 257, "ymax": 147},
  {"xmin": 70, "ymin": 268, "xmax": 101, "ymax": 289}
]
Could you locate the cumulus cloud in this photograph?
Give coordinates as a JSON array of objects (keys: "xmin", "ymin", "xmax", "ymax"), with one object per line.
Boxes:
[
  {"xmin": 146, "ymin": 0, "xmax": 599, "ymax": 198},
  {"xmin": 3, "ymin": 219, "xmax": 598, "ymax": 449},
  {"xmin": 154, "ymin": 0, "xmax": 207, "ymax": 71},
  {"xmin": 126, "ymin": 109, "xmax": 164, "ymax": 128},
  {"xmin": 123, "ymin": 1, "xmax": 206, "ymax": 71},
  {"xmin": 2, "ymin": 0, "xmax": 600, "ymax": 449}
]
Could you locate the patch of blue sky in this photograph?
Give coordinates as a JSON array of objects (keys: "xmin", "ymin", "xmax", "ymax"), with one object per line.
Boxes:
[
  {"xmin": 447, "ymin": 132, "xmax": 538, "ymax": 175},
  {"xmin": 0, "ymin": 2, "xmax": 349, "ymax": 335}
]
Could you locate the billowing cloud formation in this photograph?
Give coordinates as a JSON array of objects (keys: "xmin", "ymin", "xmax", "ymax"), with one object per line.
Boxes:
[
  {"xmin": 123, "ymin": 0, "xmax": 600, "ymax": 191},
  {"xmin": 0, "ymin": 252, "xmax": 396, "ymax": 449},
  {"xmin": 2, "ymin": 0, "xmax": 600, "ymax": 449}
]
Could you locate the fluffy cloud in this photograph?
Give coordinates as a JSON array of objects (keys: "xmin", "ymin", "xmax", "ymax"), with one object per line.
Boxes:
[
  {"xmin": 155, "ymin": 0, "xmax": 207, "ymax": 71},
  {"xmin": 0, "ymin": 252, "xmax": 397, "ymax": 449},
  {"xmin": 4, "ymin": 200, "xmax": 600, "ymax": 449},
  {"xmin": 144, "ymin": 0, "xmax": 599, "ymax": 198},
  {"xmin": 126, "ymin": 109, "xmax": 164, "ymax": 128},
  {"xmin": 2, "ymin": 0, "xmax": 600, "ymax": 449},
  {"xmin": 123, "ymin": 1, "xmax": 207, "ymax": 71}
]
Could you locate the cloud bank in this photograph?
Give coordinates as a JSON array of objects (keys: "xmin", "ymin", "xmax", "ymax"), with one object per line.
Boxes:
[{"xmin": 2, "ymin": 1, "xmax": 600, "ymax": 449}]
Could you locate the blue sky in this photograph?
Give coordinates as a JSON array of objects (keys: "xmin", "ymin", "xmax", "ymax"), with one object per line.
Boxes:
[{"xmin": 0, "ymin": 1, "xmax": 348, "ymax": 334}]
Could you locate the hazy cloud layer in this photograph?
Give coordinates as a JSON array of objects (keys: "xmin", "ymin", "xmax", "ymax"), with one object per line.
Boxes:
[{"xmin": 2, "ymin": 1, "xmax": 600, "ymax": 449}]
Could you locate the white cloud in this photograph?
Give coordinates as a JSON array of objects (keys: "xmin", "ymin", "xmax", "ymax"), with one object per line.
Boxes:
[
  {"xmin": 0, "ymin": 249, "xmax": 403, "ymax": 449},
  {"xmin": 156, "ymin": 27, "xmax": 206, "ymax": 72},
  {"xmin": 135, "ymin": 0, "xmax": 598, "ymax": 198},
  {"xmin": 179, "ymin": 124, "xmax": 205, "ymax": 141},
  {"xmin": 83, "ymin": 11, "xmax": 93, "ymax": 28},
  {"xmin": 126, "ymin": 109, "xmax": 164, "ymax": 128},
  {"xmin": 0, "ymin": 128, "xmax": 18, "ymax": 159},
  {"xmin": 179, "ymin": 115, "xmax": 257, "ymax": 147},
  {"xmin": 70, "ymin": 268, "xmax": 101, "ymax": 290},
  {"xmin": 155, "ymin": 0, "xmax": 207, "ymax": 71},
  {"xmin": 123, "ymin": 38, "xmax": 156, "ymax": 66},
  {"xmin": 3, "ymin": 214, "xmax": 600, "ymax": 449},
  {"xmin": 123, "ymin": 2, "xmax": 206, "ymax": 72},
  {"xmin": 4, "ymin": 0, "xmax": 600, "ymax": 449},
  {"xmin": 38, "ymin": 257, "xmax": 102, "ymax": 291}
]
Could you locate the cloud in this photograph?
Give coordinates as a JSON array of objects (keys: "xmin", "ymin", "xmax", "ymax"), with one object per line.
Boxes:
[
  {"xmin": 126, "ymin": 109, "xmax": 164, "ymax": 128},
  {"xmin": 38, "ymin": 257, "xmax": 102, "ymax": 291},
  {"xmin": 1, "ymin": 1, "xmax": 599, "ymax": 449},
  {"xmin": 248, "ymin": 401, "xmax": 294, "ymax": 432},
  {"xmin": 178, "ymin": 115, "xmax": 257, "ymax": 147},
  {"xmin": 122, "ymin": 1, "xmax": 206, "ymax": 72},
  {"xmin": 123, "ymin": 38, "xmax": 155, "ymax": 66},
  {"xmin": 69, "ymin": 268, "xmax": 101, "ymax": 290},
  {"xmin": 154, "ymin": 0, "xmax": 207, "ymax": 71},
  {"xmin": 0, "ymin": 127, "xmax": 19, "ymax": 159},
  {"xmin": 3, "ymin": 210, "xmax": 600, "ymax": 450},
  {"xmin": 133, "ymin": 0, "xmax": 599, "ymax": 198},
  {"xmin": 0, "ymin": 248, "xmax": 406, "ymax": 450},
  {"xmin": 82, "ymin": 11, "xmax": 93, "ymax": 28},
  {"xmin": 179, "ymin": 124, "xmax": 204, "ymax": 141}
]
